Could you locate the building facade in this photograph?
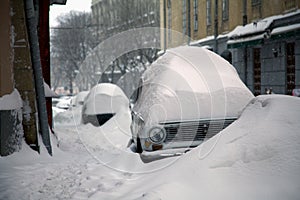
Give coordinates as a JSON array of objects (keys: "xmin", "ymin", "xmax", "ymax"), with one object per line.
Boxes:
[
  {"xmin": 161, "ymin": 0, "xmax": 300, "ymax": 95},
  {"xmin": 91, "ymin": 0, "xmax": 160, "ymax": 42}
]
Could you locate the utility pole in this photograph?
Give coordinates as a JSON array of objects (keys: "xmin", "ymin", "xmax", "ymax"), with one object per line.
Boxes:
[{"xmin": 214, "ymin": 0, "xmax": 218, "ymax": 53}]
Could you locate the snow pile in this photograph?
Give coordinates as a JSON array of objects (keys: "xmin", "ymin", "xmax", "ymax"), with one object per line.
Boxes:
[
  {"xmin": 0, "ymin": 89, "xmax": 23, "ymax": 156},
  {"xmin": 43, "ymin": 81, "xmax": 57, "ymax": 97},
  {"xmin": 123, "ymin": 95, "xmax": 300, "ymax": 200},
  {"xmin": 0, "ymin": 89, "xmax": 22, "ymax": 110},
  {"xmin": 54, "ymin": 105, "xmax": 82, "ymax": 126},
  {"xmin": 0, "ymin": 94, "xmax": 299, "ymax": 199}
]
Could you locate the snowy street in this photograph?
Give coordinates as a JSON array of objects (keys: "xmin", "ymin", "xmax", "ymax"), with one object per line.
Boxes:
[
  {"xmin": 1, "ymin": 94, "xmax": 300, "ymax": 200},
  {"xmin": 2, "ymin": 1, "xmax": 300, "ymax": 199}
]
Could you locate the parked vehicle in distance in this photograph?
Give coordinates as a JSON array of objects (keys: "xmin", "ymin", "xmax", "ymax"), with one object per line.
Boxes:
[
  {"xmin": 81, "ymin": 83, "xmax": 129, "ymax": 126},
  {"xmin": 292, "ymin": 89, "xmax": 300, "ymax": 97},
  {"xmin": 130, "ymin": 46, "xmax": 254, "ymax": 153},
  {"xmin": 70, "ymin": 91, "xmax": 89, "ymax": 108},
  {"xmin": 56, "ymin": 97, "xmax": 71, "ymax": 110}
]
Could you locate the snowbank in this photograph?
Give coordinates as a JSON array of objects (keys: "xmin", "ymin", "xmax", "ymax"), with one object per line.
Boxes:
[
  {"xmin": 1, "ymin": 95, "xmax": 299, "ymax": 200},
  {"xmin": 124, "ymin": 95, "xmax": 300, "ymax": 200}
]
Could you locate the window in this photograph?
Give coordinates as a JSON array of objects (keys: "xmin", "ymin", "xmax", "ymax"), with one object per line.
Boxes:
[
  {"xmin": 194, "ymin": 0, "xmax": 198, "ymax": 31},
  {"xmin": 222, "ymin": 0, "xmax": 229, "ymax": 21},
  {"xmin": 182, "ymin": 0, "xmax": 187, "ymax": 34},
  {"xmin": 251, "ymin": 0, "xmax": 261, "ymax": 6},
  {"xmin": 284, "ymin": 0, "xmax": 297, "ymax": 11},
  {"xmin": 206, "ymin": 0, "xmax": 211, "ymax": 26},
  {"xmin": 252, "ymin": 0, "xmax": 262, "ymax": 19}
]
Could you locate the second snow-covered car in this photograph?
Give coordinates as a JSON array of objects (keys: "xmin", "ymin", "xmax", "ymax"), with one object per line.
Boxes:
[
  {"xmin": 131, "ymin": 46, "xmax": 254, "ymax": 153},
  {"xmin": 82, "ymin": 83, "xmax": 129, "ymax": 126}
]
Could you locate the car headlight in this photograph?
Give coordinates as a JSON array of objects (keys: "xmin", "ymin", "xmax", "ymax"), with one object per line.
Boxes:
[{"xmin": 149, "ymin": 127, "xmax": 166, "ymax": 144}]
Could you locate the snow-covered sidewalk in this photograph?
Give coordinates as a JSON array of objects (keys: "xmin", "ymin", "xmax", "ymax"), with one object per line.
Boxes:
[{"xmin": 1, "ymin": 95, "xmax": 300, "ymax": 200}]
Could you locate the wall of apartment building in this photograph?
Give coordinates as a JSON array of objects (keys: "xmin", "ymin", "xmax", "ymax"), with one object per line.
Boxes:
[
  {"xmin": 232, "ymin": 35, "xmax": 300, "ymax": 95},
  {"xmin": 250, "ymin": 0, "xmax": 300, "ymax": 20},
  {"xmin": 161, "ymin": 0, "xmax": 300, "ymax": 48},
  {"xmin": 92, "ymin": 0, "xmax": 160, "ymax": 41}
]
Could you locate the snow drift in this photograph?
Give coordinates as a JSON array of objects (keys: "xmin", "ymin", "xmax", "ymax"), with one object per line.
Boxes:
[{"xmin": 124, "ymin": 95, "xmax": 300, "ymax": 200}]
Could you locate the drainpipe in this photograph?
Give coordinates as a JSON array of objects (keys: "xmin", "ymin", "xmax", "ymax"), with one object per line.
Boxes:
[
  {"xmin": 25, "ymin": 0, "xmax": 52, "ymax": 156},
  {"xmin": 38, "ymin": 0, "xmax": 53, "ymax": 133},
  {"xmin": 163, "ymin": 0, "xmax": 167, "ymax": 51},
  {"xmin": 214, "ymin": 0, "xmax": 218, "ymax": 53},
  {"xmin": 187, "ymin": 0, "xmax": 191, "ymax": 45},
  {"xmin": 243, "ymin": 0, "xmax": 247, "ymax": 26},
  {"xmin": 243, "ymin": 0, "xmax": 248, "ymax": 86}
]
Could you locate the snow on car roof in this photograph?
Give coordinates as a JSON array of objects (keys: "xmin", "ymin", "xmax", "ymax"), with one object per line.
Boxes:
[
  {"xmin": 83, "ymin": 83, "xmax": 129, "ymax": 115},
  {"xmin": 143, "ymin": 46, "xmax": 247, "ymax": 93},
  {"xmin": 134, "ymin": 46, "xmax": 254, "ymax": 123},
  {"xmin": 87, "ymin": 83, "xmax": 127, "ymax": 98},
  {"xmin": 74, "ymin": 91, "xmax": 89, "ymax": 105}
]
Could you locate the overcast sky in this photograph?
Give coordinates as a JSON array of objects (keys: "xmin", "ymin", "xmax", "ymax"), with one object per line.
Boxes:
[{"xmin": 50, "ymin": 0, "xmax": 92, "ymax": 27}]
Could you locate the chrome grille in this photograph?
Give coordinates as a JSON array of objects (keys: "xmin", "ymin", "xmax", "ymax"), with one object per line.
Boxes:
[{"xmin": 162, "ymin": 118, "xmax": 236, "ymax": 143}]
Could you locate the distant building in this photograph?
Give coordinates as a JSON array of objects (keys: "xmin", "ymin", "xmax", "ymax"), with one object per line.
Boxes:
[
  {"xmin": 91, "ymin": 0, "xmax": 160, "ymax": 42},
  {"xmin": 161, "ymin": 0, "xmax": 300, "ymax": 95}
]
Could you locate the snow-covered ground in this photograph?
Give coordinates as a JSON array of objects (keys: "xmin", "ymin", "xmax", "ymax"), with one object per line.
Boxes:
[{"xmin": 1, "ymin": 94, "xmax": 300, "ymax": 200}]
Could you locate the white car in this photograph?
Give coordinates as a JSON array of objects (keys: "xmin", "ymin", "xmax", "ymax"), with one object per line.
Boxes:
[
  {"xmin": 81, "ymin": 83, "xmax": 129, "ymax": 126},
  {"xmin": 70, "ymin": 91, "xmax": 89, "ymax": 108},
  {"xmin": 131, "ymin": 46, "xmax": 254, "ymax": 153}
]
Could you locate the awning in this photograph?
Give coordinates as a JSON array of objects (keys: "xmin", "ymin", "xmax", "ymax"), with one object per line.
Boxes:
[
  {"xmin": 227, "ymin": 10, "xmax": 300, "ymax": 49},
  {"xmin": 227, "ymin": 34, "xmax": 264, "ymax": 49}
]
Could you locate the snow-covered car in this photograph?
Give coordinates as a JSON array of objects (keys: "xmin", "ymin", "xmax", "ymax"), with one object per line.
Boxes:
[
  {"xmin": 131, "ymin": 46, "xmax": 254, "ymax": 153},
  {"xmin": 70, "ymin": 91, "xmax": 89, "ymax": 108},
  {"xmin": 81, "ymin": 83, "xmax": 129, "ymax": 126},
  {"xmin": 74, "ymin": 91, "xmax": 89, "ymax": 106},
  {"xmin": 56, "ymin": 97, "xmax": 71, "ymax": 110}
]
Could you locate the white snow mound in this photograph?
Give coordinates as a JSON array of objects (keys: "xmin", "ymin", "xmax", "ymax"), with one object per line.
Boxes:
[{"xmin": 126, "ymin": 95, "xmax": 300, "ymax": 200}]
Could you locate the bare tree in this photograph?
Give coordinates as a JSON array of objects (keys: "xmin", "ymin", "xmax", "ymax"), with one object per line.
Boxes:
[{"xmin": 50, "ymin": 11, "xmax": 97, "ymax": 94}]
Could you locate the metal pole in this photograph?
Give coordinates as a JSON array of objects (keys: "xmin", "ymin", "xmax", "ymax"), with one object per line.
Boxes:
[
  {"xmin": 243, "ymin": 0, "xmax": 247, "ymax": 26},
  {"xmin": 38, "ymin": 0, "xmax": 53, "ymax": 133},
  {"xmin": 187, "ymin": 0, "xmax": 191, "ymax": 45},
  {"xmin": 214, "ymin": 0, "xmax": 218, "ymax": 53},
  {"xmin": 163, "ymin": 0, "xmax": 167, "ymax": 51},
  {"xmin": 243, "ymin": 0, "xmax": 248, "ymax": 85},
  {"xmin": 25, "ymin": 0, "xmax": 52, "ymax": 156}
]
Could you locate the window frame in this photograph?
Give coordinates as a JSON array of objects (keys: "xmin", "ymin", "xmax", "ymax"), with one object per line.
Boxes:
[
  {"xmin": 182, "ymin": 0, "xmax": 187, "ymax": 34},
  {"xmin": 222, "ymin": 0, "xmax": 229, "ymax": 21},
  {"xmin": 194, "ymin": 0, "xmax": 198, "ymax": 31},
  {"xmin": 206, "ymin": 0, "xmax": 212, "ymax": 26}
]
